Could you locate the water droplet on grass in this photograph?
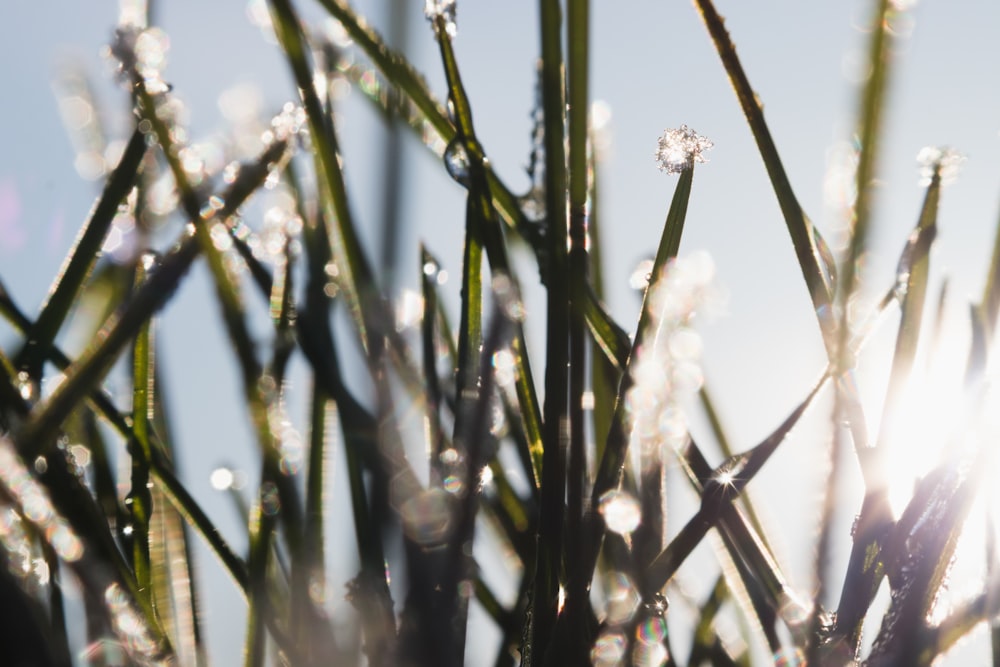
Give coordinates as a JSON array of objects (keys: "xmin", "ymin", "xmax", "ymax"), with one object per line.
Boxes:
[
  {"xmin": 210, "ymin": 467, "xmax": 235, "ymax": 490},
  {"xmin": 630, "ymin": 258, "xmax": 655, "ymax": 290},
  {"xmin": 260, "ymin": 482, "xmax": 281, "ymax": 516},
  {"xmin": 590, "ymin": 631, "xmax": 627, "ymax": 666},
  {"xmin": 443, "ymin": 137, "xmax": 470, "ymax": 186},
  {"xmin": 598, "ymin": 489, "xmax": 641, "ymax": 535},
  {"xmin": 604, "ymin": 572, "xmax": 641, "ymax": 625},
  {"xmin": 400, "ymin": 487, "xmax": 451, "ymax": 545}
]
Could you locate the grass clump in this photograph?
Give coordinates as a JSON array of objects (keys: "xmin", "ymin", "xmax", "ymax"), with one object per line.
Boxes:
[{"xmin": 1, "ymin": 1, "xmax": 999, "ymax": 666}]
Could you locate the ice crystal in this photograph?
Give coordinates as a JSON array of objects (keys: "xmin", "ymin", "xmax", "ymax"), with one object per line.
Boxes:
[
  {"xmin": 917, "ymin": 146, "xmax": 964, "ymax": 186},
  {"xmin": 424, "ymin": 0, "xmax": 458, "ymax": 38},
  {"xmin": 655, "ymin": 125, "xmax": 713, "ymax": 174},
  {"xmin": 109, "ymin": 26, "xmax": 171, "ymax": 94}
]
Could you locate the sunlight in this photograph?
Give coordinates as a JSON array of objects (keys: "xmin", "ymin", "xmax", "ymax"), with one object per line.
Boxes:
[
  {"xmin": 879, "ymin": 311, "xmax": 1000, "ymax": 632},
  {"xmin": 881, "ymin": 317, "xmax": 972, "ymax": 519}
]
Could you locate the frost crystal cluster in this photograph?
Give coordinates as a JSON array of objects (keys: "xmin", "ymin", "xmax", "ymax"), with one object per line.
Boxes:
[
  {"xmin": 655, "ymin": 125, "xmax": 713, "ymax": 174},
  {"xmin": 626, "ymin": 252, "xmax": 721, "ymax": 458},
  {"xmin": 917, "ymin": 146, "xmax": 965, "ymax": 187},
  {"xmin": 424, "ymin": 0, "xmax": 458, "ymax": 38}
]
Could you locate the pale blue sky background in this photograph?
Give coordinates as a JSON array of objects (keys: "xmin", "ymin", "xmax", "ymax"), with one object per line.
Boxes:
[{"xmin": 2, "ymin": 1, "xmax": 1000, "ymax": 664}]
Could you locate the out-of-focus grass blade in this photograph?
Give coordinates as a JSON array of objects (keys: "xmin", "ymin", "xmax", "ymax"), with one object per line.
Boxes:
[
  {"xmin": 292, "ymin": 148, "xmax": 397, "ymax": 664},
  {"xmin": 15, "ymin": 127, "xmax": 147, "ymax": 377},
  {"xmin": 314, "ymin": 0, "xmax": 533, "ymax": 242},
  {"xmin": 15, "ymin": 233, "xmax": 200, "ymax": 456},
  {"xmin": 692, "ymin": 0, "xmax": 835, "ymax": 347},
  {"xmin": 2, "ymin": 136, "xmax": 282, "ymax": 602},
  {"xmin": 268, "ymin": 0, "xmax": 380, "ymax": 358},
  {"xmin": 244, "ymin": 489, "xmax": 275, "ymax": 667},
  {"xmin": 587, "ymin": 145, "xmax": 621, "ymax": 466},
  {"xmin": 980, "ymin": 197, "xmax": 1000, "ymax": 337},
  {"xmin": 925, "ymin": 567, "xmax": 1000, "ymax": 663},
  {"xmin": 839, "ymin": 0, "xmax": 894, "ymax": 305},
  {"xmin": 586, "ymin": 168, "xmax": 694, "ymax": 579},
  {"xmin": 420, "ymin": 245, "xmax": 448, "ymax": 474},
  {"xmin": 3, "ymin": 283, "xmax": 252, "ymax": 598}
]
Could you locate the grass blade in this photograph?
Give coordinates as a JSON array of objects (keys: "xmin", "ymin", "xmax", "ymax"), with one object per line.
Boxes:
[
  {"xmin": 562, "ymin": 0, "xmax": 593, "ymax": 657},
  {"xmin": 15, "ymin": 127, "xmax": 147, "ymax": 378},
  {"xmin": 693, "ymin": 0, "xmax": 835, "ymax": 346},
  {"xmin": 532, "ymin": 0, "xmax": 570, "ymax": 661},
  {"xmin": 644, "ymin": 373, "xmax": 828, "ymax": 592},
  {"xmin": 585, "ymin": 168, "xmax": 695, "ymax": 582},
  {"xmin": 833, "ymin": 165, "xmax": 941, "ymax": 647}
]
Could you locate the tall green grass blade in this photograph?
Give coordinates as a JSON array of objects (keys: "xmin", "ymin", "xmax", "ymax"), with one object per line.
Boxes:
[
  {"xmin": 533, "ymin": 0, "xmax": 571, "ymax": 661},
  {"xmin": 4, "ymin": 279, "xmax": 251, "ymax": 597},
  {"xmin": 132, "ymin": 72, "xmax": 310, "ymax": 583},
  {"xmin": 839, "ymin": 0, "xmax": 894, "ymax": 306},
  {"xmin": 15, "ymin": 127, "xmax": 147, "ymax": 378},
  {"xmin": 693, "ymin": 0, "xmax": 836, "ymax": 347},
  {"xmin": 980, "ymin": 196, "xmax": 1000, "ymax": 337},
  {"xmin": 584, "ymin": 287, "xmax": 631, "ymax": 372},
  {"xmin": 314, "ymin": 0, "xmax": 535, "ymax": 241},
  {"xmin": 565, "ymin": 0, "xmax": 591, "ymax": 644},
  {"xmin": 128, "ymin": 256, "xmax": 156, "ymax": 610},
  {"xmin": 15, "ymin": 234, "xmax": 200, "ymax": 456},
  {"xmin": 586, "ymin": 147, "xmax": 620, "ymax": 465},
  {"xmin": 586, "ymin": 168, "xmax": 694, "ymax": 579},
  {"xmin": 4, "ymin": 136, "xmax": 285, "ymax": 597},
  {"xmin": 296, "ymin": 385, "xmax": 330, "ymax": 656},
  {"xmin": 268, "ymin": 0, "xmax": 380, "ymax": 358},
  {"xmin": 244, "ymin": 496, "xmax": 275, "ymax": 667}
]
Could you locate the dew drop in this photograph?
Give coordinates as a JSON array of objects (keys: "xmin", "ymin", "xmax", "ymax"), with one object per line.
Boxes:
[
  {"xmin": 590, "ymin": 631, "xmax": 627, "ymax": 667},
  {"xmin": 443, "ymin": 136, "xmax": 470, "ymax": 186},
  {"xmin": 629, "ymin": 258, "xmax": 655, "ymax": 290},
  {"xmin": 598, "ymin": 489, "xmax": 641, "ymax": 535},
  {"xmin": 443, "ymin": 475, "xmax": 463, "ymax": 494},
  {"xmin": 492, "ymin": 349, "xmax": 517, "ymax": 388},
  {"xmin": 16, "ymin": 371, "xmax": 34, "ymax": 401},
  {"xmin": 400, "ymin": 487, "xmax": 451, "ymax": 545},
  {"xmin": 260, "ymin": 481, "xmax": 281, "ymax": 516},
  {"xmin": 773, "ymin": 647, "xmax": 806, "ymax": 667},
  {"xmin": 604, "ymin": 572, "xmax": 641, "ymax": 625}
]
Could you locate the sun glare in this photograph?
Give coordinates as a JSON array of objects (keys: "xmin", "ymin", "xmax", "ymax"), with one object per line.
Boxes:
[
  {"xmin": 878, "ymin": 311, "xmax": 1000, "ymax": 626},
  {"xmin": 881, "ymin": 318, "xmax": 972, "ymax": 520}
]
